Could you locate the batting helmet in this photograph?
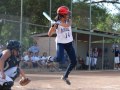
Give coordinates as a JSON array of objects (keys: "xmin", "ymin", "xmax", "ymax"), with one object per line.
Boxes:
[
  {"xmin": 57, "ymin": 6, "xmax": 70, "ymax": 15},
  {"xmin": 6, "ymin": 40, "xmax": 21, "ymax": 51}
]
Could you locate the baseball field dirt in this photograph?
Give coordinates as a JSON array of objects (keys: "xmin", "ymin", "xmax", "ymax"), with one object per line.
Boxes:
[{"xmin": 12, "ymin": 70, "xmax": 120, "ymax": 90}]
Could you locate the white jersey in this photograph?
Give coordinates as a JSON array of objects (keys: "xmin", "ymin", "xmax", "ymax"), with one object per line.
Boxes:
[{"xmin": 55, "ymin": 21, "xmax": 73, "ymax": 44}]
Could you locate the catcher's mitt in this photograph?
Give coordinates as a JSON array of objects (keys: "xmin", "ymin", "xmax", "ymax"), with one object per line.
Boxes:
[{"xmin": 19, "ymin": 78, "xmax": 31, "ymax": 86}]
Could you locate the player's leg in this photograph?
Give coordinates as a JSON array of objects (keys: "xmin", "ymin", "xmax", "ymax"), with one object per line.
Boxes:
[
  {"xmin": 114, "ymin": 57, "xmax": 117, "ymax": 69},
  {"xmin": 0, "ymin": 72, "xmax": 13, "ymax": 90},
  {"xmin": 114, "ymin": 57, "xmax": 119, "ymax": 69},
  {"xmin": 56, "ymin": 43, "xmax": 65, "ymax": 69},
  {"xmin": 62, "ymin": 42, "xmax": 77, "ymax": 85},
  {"xmin": 116, "ymin": 57, "xmax": 119, "ymax": 70},
  {"xmin": 3, "ymin": 67, "xmax": 20, "ymax": 89},
  {"xmin": 5, "ymin": 66, "xmax": 20, "ymax": 81},
  {"xmin": 91, "ymin": 58, "xmax": 95, "ymax": 70},
  {"xmin": 94, "ymin": 58, "xmax": 97, "ymax": 69},
  {"xmin": 86, "ymin": 57, "xmax": 89, "ymax": 70}
]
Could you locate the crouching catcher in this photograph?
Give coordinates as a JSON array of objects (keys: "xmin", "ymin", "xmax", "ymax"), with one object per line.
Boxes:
[{"xmin": 0, "ymin": 40, "xmax": 30, "ymax": 90}]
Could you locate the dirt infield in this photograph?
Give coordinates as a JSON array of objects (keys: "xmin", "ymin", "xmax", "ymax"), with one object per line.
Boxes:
[{"xmin": 12, "ymin": 70, "xmax": 120, "ymax": 90}]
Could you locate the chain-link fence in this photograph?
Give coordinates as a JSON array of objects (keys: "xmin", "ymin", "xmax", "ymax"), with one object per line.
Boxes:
[{"xmin": 0, "ymin": 0, "xmax": 120, "ymax": 71}]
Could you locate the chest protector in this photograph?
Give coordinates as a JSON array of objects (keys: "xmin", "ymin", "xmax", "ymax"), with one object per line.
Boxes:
[{"xmin": 0, "ymin": 53, "xmax": 20, "ymax": 71}]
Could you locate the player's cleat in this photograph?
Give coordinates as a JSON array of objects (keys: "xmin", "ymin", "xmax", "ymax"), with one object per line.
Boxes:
[{"xmin": 61, "ymin": 77, "xmax": 71, "ymax": 85}]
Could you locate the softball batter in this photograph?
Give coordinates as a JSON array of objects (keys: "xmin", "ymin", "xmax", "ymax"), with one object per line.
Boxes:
[{"xmin": 48, "ymin": 6, "xmax": 77, "ymax": 85}]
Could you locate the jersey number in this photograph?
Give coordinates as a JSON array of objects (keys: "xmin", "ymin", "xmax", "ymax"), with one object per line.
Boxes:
[{"xmin": 65, "ymin": 32, "xmax": 70, "ymax": 38}]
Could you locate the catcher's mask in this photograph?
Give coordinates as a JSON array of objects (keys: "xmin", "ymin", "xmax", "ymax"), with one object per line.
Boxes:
[
  {"xmin": 6, "ymin": 40, "xmax": 21, "ymax": 57},
  {"xmin": 6, "ymin": 40, "xmax": 21, "ymax": 51}
]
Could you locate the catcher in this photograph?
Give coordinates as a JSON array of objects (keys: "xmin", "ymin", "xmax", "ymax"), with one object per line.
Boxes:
[{"xmin": 0, "ymin": 40, "xmax": 30, "ymax": 90}]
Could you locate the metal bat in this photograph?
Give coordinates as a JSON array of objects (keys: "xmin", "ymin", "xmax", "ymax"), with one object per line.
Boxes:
[{"xmin": 42, "ymin": 12, "xmax": 56, "ymax": 25}]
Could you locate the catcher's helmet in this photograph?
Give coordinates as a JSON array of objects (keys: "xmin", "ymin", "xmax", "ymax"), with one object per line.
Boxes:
[
  {"xmin": 57, "ymin": 6, "xmax": 70, "ymax": 15},
  {"xmin": 6, "ymin": 40, "xmax": 21, "ymax": 51}
]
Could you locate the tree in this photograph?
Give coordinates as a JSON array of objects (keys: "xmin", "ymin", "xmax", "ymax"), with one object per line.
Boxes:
[
  {"xmin": 0, "ymin": 0, "xmax": 71, "ymax": 48},
  {"xmin": 0, "ymin": 0, "xmax": 120, "ymax": 48},
  {"xmin": 72, "ymin": 1, "xmax": 109, "ymax": 30}
]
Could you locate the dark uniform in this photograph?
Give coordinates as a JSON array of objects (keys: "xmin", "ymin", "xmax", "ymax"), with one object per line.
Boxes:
[{"xmin": 0, "ymin": 40, "xmax": 21, "ymax": 90}]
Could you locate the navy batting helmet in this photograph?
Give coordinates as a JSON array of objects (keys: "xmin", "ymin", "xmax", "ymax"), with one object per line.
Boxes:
[{"xmin": 6, "ymin": 40, "xmax": 21, "ymax": 51}]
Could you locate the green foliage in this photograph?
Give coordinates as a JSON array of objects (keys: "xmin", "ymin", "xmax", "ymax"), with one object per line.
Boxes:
[
  {"xmin": 0, "ymin": 23, "xmax": 19, "ymax": 44},
  {"xmin": 112, "ymin": 14, "xmax": 120, "ymax": 32},
  {"xmin": 72, "ymin": 1, "xmax": 109, "ymax": 30},
  {"xmin": 0, "ymin": 0, "xmax": 120, "ymax": 49}
]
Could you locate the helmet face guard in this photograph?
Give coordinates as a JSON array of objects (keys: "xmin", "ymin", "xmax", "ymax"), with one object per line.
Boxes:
[
  {"xmin": 6, "ymin": 40, "xmax": 21, "ymax": 56},
  {"xmin": 57, "ymin": 6, "xmax": 71, "ymax": 15},
  {"xmin": 6, "ymin": 40, "xmax": 21, "ymax": 57}
]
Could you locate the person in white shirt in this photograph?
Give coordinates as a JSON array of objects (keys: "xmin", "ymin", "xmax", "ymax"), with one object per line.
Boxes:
[
  {"xmin": 40, "ymin": 52, "xmax": 48, "ymax": 66},
  {"xmin": 93, "ymin": 48, "xmax": 98, "ymax": 70},
  {"xmin": 22, "ymin": 51, "xmax": 33, "ymax": 68},
  {"xmin": 48, "ymin": 6, "xmax": 77, "ymax": 85},
  {"xmin": 31, "ymin": 52, "xmax": 39, "ymax": 68}
]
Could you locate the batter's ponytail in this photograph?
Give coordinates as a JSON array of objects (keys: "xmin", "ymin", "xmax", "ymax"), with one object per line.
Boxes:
[{"xmin": 54, "ymin": 14, "xmax": 64, "ymax": 21}]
